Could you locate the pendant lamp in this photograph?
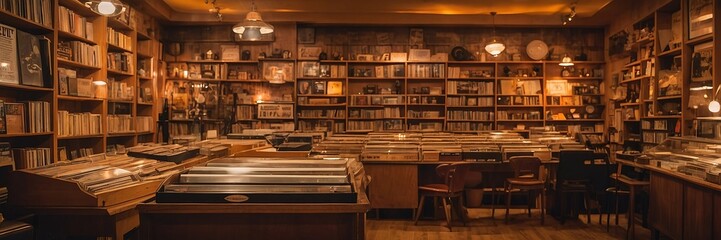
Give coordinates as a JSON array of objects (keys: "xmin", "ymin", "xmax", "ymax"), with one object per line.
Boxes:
[
  {"xmin": 559, "ymin": 54, "xmax": 574, "ymax": 66},
  {"xmin": 485, "ymin": 12, "xmax": 505, "ymax": 57},
  {"xmin": 233, "ymin": 1, "xmax": 274, "ymax": 41},
  {"xmin": 85, "ymin": 0, "xmax": 127, "ymax": 17}
]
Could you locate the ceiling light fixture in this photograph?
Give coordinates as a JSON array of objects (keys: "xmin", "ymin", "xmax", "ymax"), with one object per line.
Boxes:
[
  {"xmin": 559, "ymin": 54, "xmax": 574, "ymax": 66},
  {"xmin": 562, "ymin": 5, "xmax": 577, "ymax": 25},
  {"xmin": 206, "ymin": 0, "xmax": 222, "ymax": 21},
  {"xmin": 233, "ymin": 0, "xmax": 274, "ymax": 41},
  {"xmin": 85, "ymin": 0, "xmax": 127, "ymax": 17},
  {"xmin": 92, "ymin": 79, "xmax": 107, "ymax": 86},
  {"xmin": 484, "ymin": 12, "xmax": 505, "ymax": 57}
]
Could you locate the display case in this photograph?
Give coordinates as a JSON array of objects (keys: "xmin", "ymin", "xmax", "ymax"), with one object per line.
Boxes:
[
  {"xmin": 361, "ymin": 143, "xmax": 419, "ymax": 161},
  {"xmin": 644, "ymin": 137, "xmax": 721, "ymax": 184}
]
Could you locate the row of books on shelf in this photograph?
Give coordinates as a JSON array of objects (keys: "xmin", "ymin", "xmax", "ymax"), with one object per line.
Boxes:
[
  {"xmin": 350, "ymin": 65, "xmax": 405, "ymax": 78},
  {"xmin": 298, "ymin": 62, "xmax": 348, "ymax": 78},
  {"xmin": 349, "ymin": 108, "xmax": 402, "ymax": 118},
  {"xmin": 497, "ymin": 96, "xmax": 541, "ymax": 105},
  {"xmin": 643, "ymin": 132, "xmax": 669, "ymax": 144},
  {"xmin": 58, "ymin": 6, "xmax": 94, "ymax": 41},
  {"xmin": 297, "ymin": 97, "xmax": 344, "ymax": 105},
  {"xmin": 447, "ymin": 111, "xmax": 494, "ymax": 121},
  {"xmin": 497, "ymin": 111, "xmax": 542, "ymax": 120},
  {"xmin": 299, "ymin": 109, "xmax": 346, "ymax": 118},
  {"xmin": 408, "ymin": 110, "xmax": 441, "ymax": 119},
  {"xmin": 138, "ymin": 86, "xmax": 153, "ymax": 103},
  {"xmin": 446, "ymin": 122, "xmax": 494, "ymax": 132},
  {"xmin": 13, "ymin": 147, "xmax": 51, "ymax": 169},
  {"xmin": 447, "ymin": 96, "xmax": 494, "ymax": 106},
  {"xmin": 169, "ymin": 121, "xmax": 222, "ymax": 136},
  {"xmin": 58, "ymin": 68, "xmax": 94, "ymax": 97},
  {"xmin": 297, "ymin": 120, "xmax": 345, "ymax": 133},
  {"xmin": 408, "ymin": 122, "xmax": 443, "ymax": 131},
  {"xmin": 347, "ymin": 120, "xmax": 404, "ymax": 131},
  {"xmin": 447, "ymin": 67, "xmax": 494, "ymax": 78},
  {"xmin": 58, "ymin": 40, "xmax": 100, "ymax": 67},
  {"xmin": 0, "ymin": 0, "xmax": 52, "ymax": 27},
  {"xmin": 447, "ymin": 81, "xmax": 494, "ymax": 94},
  {"xmin": 642, "ymin": 120, "xmax": 669, "ymax": 130},
  {"xmin": 407, "ymin": 64, "xmax": 445, "ymax": 78},
  {"xmin": 350, "ymin": 95, "xmax": 404, "ymax": 105},
  {"xmin": 236, "ymin": 105, "xmax": 255, "ymax": 120},
  {"xmin": 0, "ymin": 100, "xmax": 50, "ymax": 134},
  {"xmin": 107, "ymin": 114, "xmax": 133, "ymax": 133},
  {"xmin": 107, "ymin": 52, "xmax": 134, "ymax": 73},
  {"xmin": 57, "ymin": 111, "xmax": 102, "ymax": 137},
  {"xmin": 108, "ymin": 79, "xmax": 134, "ymax": 101},
  {"xmin": 137, "ymin": 116, "xmax": 153, "ymax": 132},
  {"xmin": 107, "ymin": 28, "xmax": 132, "ymax": 51},
  {"xmin": 0, "ymin": 24, "xmax": 52, "ymax": 87}
]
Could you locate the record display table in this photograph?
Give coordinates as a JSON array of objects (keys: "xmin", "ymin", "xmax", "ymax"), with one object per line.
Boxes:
[{"xmin": 137, "ymin": 157, "xmax": 371, "ymax": 240}]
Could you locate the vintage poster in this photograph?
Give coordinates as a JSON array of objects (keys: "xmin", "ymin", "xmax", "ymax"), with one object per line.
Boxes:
[{"xmin": 0, "ymin": 24, "xmax": 18, "ymax": 84}]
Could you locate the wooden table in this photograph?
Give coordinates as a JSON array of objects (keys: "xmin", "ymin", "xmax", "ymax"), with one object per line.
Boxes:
[
  {"xmin": 29, "ymin": 196, "xmax": 153, "ymax": 240},
  {"xmin": 615, "ymin": 158, "xmax": 721, "ymax": 240}
]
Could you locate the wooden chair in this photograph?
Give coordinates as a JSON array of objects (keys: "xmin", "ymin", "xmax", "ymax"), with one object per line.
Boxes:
[
  {"xmin": 414, "ymin": 162, "xmax": 475, "ymax": 231},
  {"xmin": 606, "ymin": 162, "xmax": 630, "ymax": 231},
  {"xmin": 504, "ymin": 156, "xmax": 546, "ymax": 224},
  {"xmin": 554, "ymin": 150, "xmax": 596, "ymax": 224}
]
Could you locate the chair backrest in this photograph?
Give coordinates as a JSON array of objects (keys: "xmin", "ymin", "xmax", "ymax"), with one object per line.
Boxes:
[
  {"xmin": 436, "ymin": 162, "xmax": 475, "ymax": 193},
  {"xmin": 508, "ymin": 156, "xmax": 542, "ymax": 180},
  {"xmin": 557, "ymin": 149, "xmax": 596, "ymax": 182}
]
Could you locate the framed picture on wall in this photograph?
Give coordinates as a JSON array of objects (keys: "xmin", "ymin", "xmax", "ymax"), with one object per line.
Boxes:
[
  {"xmin": 298, "ymin": 27, "xmax": 315, "ymax": 44},
  {"xmin": 691, "ymin": 41, "xmax": 712, "ymax": 82},
  {"xmin": 257, "ymin": 103, "xmax": 294, "ymax": 119},
  {"xmin": 688, "ymin": 0, "xmax": 713, "ymax": 39},
  {"xmin": 262, "ymin": 61, "xmax": 294, "ymax": 82}
]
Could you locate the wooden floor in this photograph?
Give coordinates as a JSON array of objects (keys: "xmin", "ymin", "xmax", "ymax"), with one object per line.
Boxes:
[{"xmin": 367, "ymin": 208, "xmax": 652, "ymax": 240}]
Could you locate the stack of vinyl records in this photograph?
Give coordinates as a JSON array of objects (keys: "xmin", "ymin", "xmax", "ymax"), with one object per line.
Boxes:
[
  {"xmin": 157, "ymin": 157, "xmax": 358, "ymax": 203},
  {"xmin": 127, "ymin": 144, "xmax": 200, "ymax": 163},
  {"xmin": 0, "ymin": 187, "xmax": 7, "ymax": 205}
]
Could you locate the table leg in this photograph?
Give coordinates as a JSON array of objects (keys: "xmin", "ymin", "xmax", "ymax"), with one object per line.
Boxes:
[{"xmin": 627, "ymin": 187, "xmax": 636, "ymax": 240}]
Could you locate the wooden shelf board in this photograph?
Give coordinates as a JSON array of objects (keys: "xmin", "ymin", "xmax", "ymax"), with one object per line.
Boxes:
[
  {"xmin": 447, "ymin": 77, "xmax": 495, "ymax": 80},
  {"xmin": 0, "ymin": 9, "xmax": 53, "ymax": 34},
  {"xmin": 546, "ymin": 119, "xmax": 604, "ymax": 122},
  {"xmin": 0, "ymin": 82, "xmax": 53, "ymax": 92},
  {"xmin": 107, "ymin": 18, "xmax": 134, "ymax": 31},
  {"xmin": 138, "ymin": 76, "xmax": 152, "ymax": 81},
  {"xmin": 137, "ymin": 52, "xmax": 153, "ymax": 59},
  {"xmin": 496, "ymin": 105, "xmax": 544, "ymax": 108},
  {"xmin": 0, "ymin": 132, "xmax": 53, "ymax": 138},
  {"xmin": 107, "ymin": 43, "xmax": 133, "ymax": 53},
  {"xmin": 297, "ymin": 104, "xmax": 346, "ymax": 107},
  {"xmin": 620, "ymin": 103, "xmax": 641, "ymax": 107},
  {"xmin": 446, "ymin": 120, "xmax": 494, "ymax": 122},
  {"xmin": 137, "ymin": 102, "xmax": 154, "ymax": 106},
  {"xmin": 57, "ymin": 58, "xmax": 102, "ymax": 70},
  {"xmin": 407, "ymin": 104, "xmax": 446, "ymax": 106},
  {"xmin": 447, "ymin": 94, "xmax": 495, "ymax": 96},
  {"xmin": 686, "ymin": 34, "xmax": 713, "ymax": 46},
  {"xmin": 620, "ymin": 75, "xmax": 651, "ymax": 84},
  {"xmin": 296, "ymin": 77, "xmax": 346, "ymax": 80},
  {"xmin": 407, "ymin": 77, "xmax": 445, "ymax": 80},
  {"xmin": 407, "ymin": 118, "xmax": 445, "ymax": 120},
  {"xmin": 57, "ymin": 95, "xmax": 104, "ymax": 102},
  {"xmin": 296, "ymin": 94, "xmax": 345, "ymax": 97},
  {"xmin": 58, "ymin": 134, "xmax": 104, "ymax": 140},
  {"xmin": 657, "ymin": 95, "xmax": 682, "ymax": 100},
  {"xmin": 641, "ymin": 115, "xmax": 681, "ymax": 119},
  {"xmin": 446, "ymin": 105, "xmax": 494, "ymax": 108},
  {"xmin": 59, "ymin": 0, "xmax": 101, "ymax": 17},
  {"xmin": 547, "ymin": 77, "xmax": 604, "ymax": 80},
  {"xmin": 136, "ymin": 131, "xmax": 154, "ymax": 135},
  {"xmin": 168, "ymin": 60, "xmax": 259, "ymax": 64},
  {"xmin": 108, "ymin": 99, "xmax": 134, "ymax": 104},
  {"xmin": 57, "ymin": 30, "xmax": 97, "ymax": 45},
  {"xmin": 348, "ymin": 77, "xmax": 405, "ymax": 80},
  {"xmin": 136, "ymin": 31, "xmax": 152, "ymax": 41},
  {"xmin": 658, "ymin": 48, "xmax": 682, "ymax": 57},
  {"xmin": 107, "ymin": 132, "xmax": 137, "ymax": 137},
  {"xmin": 497, "ymin": 120, "xmax": 544, "ymax": 122},
  {"xmin": 297, "ymin": 117, "xmax": 345, "ymax": 120},
  {"xmin": 497, "ymin": 77, "xmax": 544, "ymax": 80},
  {"xmin": 107, "ymin": 69, "xmax": 134, "ymax": 76}
]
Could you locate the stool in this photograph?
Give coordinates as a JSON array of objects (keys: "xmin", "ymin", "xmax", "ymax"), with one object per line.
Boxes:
[
  {"xmin": 616, "ymin": 175, "xmax": 649, "ymax": 240},
  {"xmin": 606, "ymin": 173, "xmax": 630, "ymax": 231},
  {"xmin": 0, "ymin": 221, "xmax": 34, "ymax": 240}
]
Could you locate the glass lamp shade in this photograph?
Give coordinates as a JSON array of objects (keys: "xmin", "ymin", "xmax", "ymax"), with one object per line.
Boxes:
[
  {"xmin": 484, "ymin": 39, "xmax": 505, "ymax": 57},
  {"xmin": 85, "ymin": 0, "xmax": 126, "ymax": 17},
  {"xmin": 240, "ymin": 28, "xmax": 262, "ymax": 41},
  {"xmin": 709, "ymin": 100, "xmax": 721, "ymax": 113},
  {"xmin": 559, "ymin": 55, "xmax": 574, "ymax": 66},
  {"xmin": 232, "ymin": 11, "xmax": 274, "ymax": 36}
]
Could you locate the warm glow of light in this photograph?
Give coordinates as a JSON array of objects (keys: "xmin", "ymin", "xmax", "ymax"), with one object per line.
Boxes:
[
  {"xmin": 97, "ymin": 1, "xmax": 116, "ymax": 15},
  {"xmin": 709, "ymin": 100, "xmax": 720, "ymax": 113}
]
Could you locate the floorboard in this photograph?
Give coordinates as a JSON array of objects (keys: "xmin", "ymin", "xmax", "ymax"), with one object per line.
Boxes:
[{"xmin": 367, "ymin": 208, "xmax": 652, "ymax": 240}]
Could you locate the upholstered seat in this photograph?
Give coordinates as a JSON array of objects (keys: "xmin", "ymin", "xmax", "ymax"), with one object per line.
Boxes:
[{"xmin": 504, "ymin": 156, "xmax": 546, "ymax": 224}]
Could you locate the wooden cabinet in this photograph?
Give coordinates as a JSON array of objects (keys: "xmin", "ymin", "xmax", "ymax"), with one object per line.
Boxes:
[
  {"xmin": 683, "ymin": 185, "xmax": 713, "ymax": 240},
  {"xmin": 364, "ymin": 164, "xmax": 418, "ymax": 209},
  {"xmin": 649, "ymin": 173, "xmax": 683, "ymax": 240},
  {"xmin": 714, "ymin": 193, "xmax": 721, "ymax": 239}
]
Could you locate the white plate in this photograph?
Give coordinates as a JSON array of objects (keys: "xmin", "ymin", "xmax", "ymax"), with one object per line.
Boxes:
[{"xmin": 526, "ymin": 40, "xmax": 549, "ymax": 60}]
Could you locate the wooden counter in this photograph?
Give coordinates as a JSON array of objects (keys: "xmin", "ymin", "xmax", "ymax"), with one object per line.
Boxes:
[{"xmin": 615, "ymin": 159, "xmax": 721, "ymax": 240}]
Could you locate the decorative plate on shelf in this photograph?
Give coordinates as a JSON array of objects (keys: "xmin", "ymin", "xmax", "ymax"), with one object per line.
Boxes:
[{"xmin": 526, "ymin": 40, "xmax": 549, "ymax": 60}]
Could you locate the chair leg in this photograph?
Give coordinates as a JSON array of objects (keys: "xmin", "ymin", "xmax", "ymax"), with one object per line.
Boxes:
[
  {"xmin": 559, "ymin": 189, "xmax": 565, "ymax": 224},
  {"xmin": 456, "ymin": 195, "xmax": 468, "ymax": 226},
  {"xmin": 615, "ymin": 192, "xmax": 621, "ymax": 226},
  {"xmin": 441, "ymin": 196, "xmax": 452, "ymax": 231},
  {"xmin": 505, "ymin": 187, "xmax": 512, "ymax": 224},
  {"xmin": 527, "ymin": 190, "xmax": 532, "ymax": 217},
  {"xmin": 491, "ymin": 188, "xmax": 496, "ymax": 219},
  {"xmin": 541, "ymin": 188, "xmax": 546, "ymax": 225},
  {"xmin": 585, "ymin": 191, "xmax": 592, "ymax": 224},
  {"xmin": 414, "ymin": 195, "xmax": 426, "ymax": 225}
]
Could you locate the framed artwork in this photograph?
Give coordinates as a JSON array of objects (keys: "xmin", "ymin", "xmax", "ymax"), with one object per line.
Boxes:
[
  {"xmin": 408, "ymin": 49, "xmax": 431, "ymax": 61},
  {"xmin": 409, "ymin": 28, "xmax": 424, "ymax": 48},
  {"xmin": 298, "ymin": 27, "xmax": 315, "ymax": 44},
  {"xmin": 546, "ymin": 80, "xmax": 570, "ymax": 96},
  {"xmin": 220, "ymin": 45, "xmax": 240, "ymax": 61},
  {"xmin": 691, "ymin": 41, "xmax": 712, "ymax": 82},
  {"xmin": 298, "ymin": 46, "xmax": 322, "ymax": 60},
  {"xmin": 262, "ymin": 61, "xmax": 294, "ymax": 82},
  {"xmin": 300, "ymin": 61, "xmax": 320, "ymax": 77},
  {"xmin": 356, "ymin": 54, "xmax": 374, "ymax": 61},
  {"xmin": 688, "ymin": 0, "xmax": 713, "ymax": 39},
  {"xmin": 257, "ymin": 103, "xmax": 294, "ymax": 119}
]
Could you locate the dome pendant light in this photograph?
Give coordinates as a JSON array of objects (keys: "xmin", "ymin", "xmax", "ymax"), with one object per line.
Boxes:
[
  {"xmin": 559, "ymin": 54, "xmax": 574, "ymax": 66},
  {"xmin": 709, "ymin": 85, "xmax": 721, "ymax": 113},
  {"xmin": 85, "ymin": 0, "xmax": 127, "ymax": 17},
  {"xmin": 485, "ymin": 12, "xmax": 506, "ymax": 57},
  {"xmin": 233, "ymin": 0, "xmax": 274, "ymax": 41}
]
